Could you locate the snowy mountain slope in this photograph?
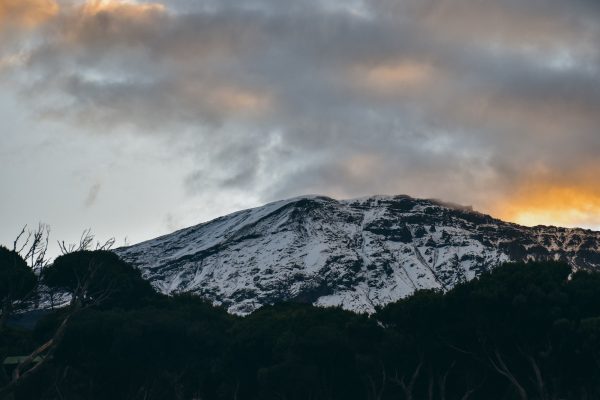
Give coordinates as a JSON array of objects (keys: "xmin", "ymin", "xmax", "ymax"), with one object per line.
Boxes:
[{"xmin": 115, "ymin": 195, "xmax": 600, "ymax": 314}]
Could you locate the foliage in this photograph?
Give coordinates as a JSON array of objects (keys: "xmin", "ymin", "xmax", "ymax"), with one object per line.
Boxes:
[
  {"xmin": 0, "ymin": 247, "xmax": 36, "ymax": 305},
  {"xmin": 42, "ymin": 250, "xmax": 156, "ymax": 308},
  {"xmin": 0, "ymin": 246, "xmax": 37, "ymax": 331},
  {"xmin": 2, "ymin": 260, "xmax": 600, "ymax": 399}
]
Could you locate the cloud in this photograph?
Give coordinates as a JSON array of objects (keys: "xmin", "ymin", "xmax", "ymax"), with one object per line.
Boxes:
[
  {"xmin": 84, "ymin": 181, "xmax": 102, "ymax": 207},
  {"xmin": 351, "ymin": 60, "xmax": 434, "ymax": 96},
  {"xmin": 2, "ymin": 0, "xmax": 600, "ymax": 227},
  {"xmin": 0, "ymin": 0, "xmax": 58, "ymax": 28}
]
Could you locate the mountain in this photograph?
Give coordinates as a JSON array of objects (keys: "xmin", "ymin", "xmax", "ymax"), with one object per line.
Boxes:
[{"xmin": 115, "ymin": 195, "xmax": 600, "ymax": 314}]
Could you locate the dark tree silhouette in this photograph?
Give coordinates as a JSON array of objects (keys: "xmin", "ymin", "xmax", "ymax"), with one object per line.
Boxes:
[{"xmin": 0, "ymin": 247, "xmax": 36, "ymax": 330}]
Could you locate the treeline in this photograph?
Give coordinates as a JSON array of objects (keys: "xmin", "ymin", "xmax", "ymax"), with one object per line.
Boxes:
[{"xmin": 1, "ymin": 248, "xmax": 600, "ymax": 399}]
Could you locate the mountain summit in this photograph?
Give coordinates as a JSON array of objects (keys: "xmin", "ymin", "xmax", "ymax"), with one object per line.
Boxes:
[{"xmin": 115, "ymin": 195, "xmax": 600, "ymax": 314}]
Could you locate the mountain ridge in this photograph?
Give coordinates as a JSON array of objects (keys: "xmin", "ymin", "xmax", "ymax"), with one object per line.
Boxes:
[{"xmin": 115, "ymin": 195, "xmax": 600, "ymax": 314}]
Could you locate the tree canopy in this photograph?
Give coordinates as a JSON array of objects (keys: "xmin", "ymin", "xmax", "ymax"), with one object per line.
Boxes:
[
  {"xmin": 42, "ymin": 250, "xmax": 156, "ymax": 308},
  {"xmin": 0, "ymin": 246, "xmax": 36, "ymax": 329},
  {"xmin": 2, "ymin": 259, "xmax": 600, "ymax": 399}
]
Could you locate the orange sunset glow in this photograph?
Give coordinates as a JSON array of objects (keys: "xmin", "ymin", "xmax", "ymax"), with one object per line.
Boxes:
[
  {"xmin": 81, "ymin": 0, "xmax": 165, "ymax": 16},
  {"xmin": 0, "ymin": 0, "xmax": 58, "ymax": 27},
  {"xmin": 491, "ymin": 184, "xmax": 600, "ymax": 228}
]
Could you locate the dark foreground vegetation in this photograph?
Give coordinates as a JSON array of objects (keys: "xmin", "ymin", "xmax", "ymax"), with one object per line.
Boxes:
[{"xmin": 1, "ymin": 247, "xmax": 600, "ymax": 399}]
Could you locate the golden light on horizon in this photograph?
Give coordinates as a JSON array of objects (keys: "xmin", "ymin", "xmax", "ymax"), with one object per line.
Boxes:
[{"xmin": 490, "ymin": 183, "xmax": 600, "ymax": 229}]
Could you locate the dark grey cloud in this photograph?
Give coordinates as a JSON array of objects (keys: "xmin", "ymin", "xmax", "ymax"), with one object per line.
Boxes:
[
  {"xmin": 84, "ymin": 181, "xmax": 102, "ymax": 207},
  {"xmin": 2, "ymin": 0, "xmax": 600, "ymax": 226}
]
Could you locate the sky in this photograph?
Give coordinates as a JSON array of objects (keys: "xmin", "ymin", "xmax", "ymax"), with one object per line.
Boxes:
[{"xmin": 1, "ymin": 0, "xmax": 599, "ymax": 253}]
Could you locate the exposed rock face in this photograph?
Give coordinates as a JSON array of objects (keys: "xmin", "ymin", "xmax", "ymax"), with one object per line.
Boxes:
[{"xmin": 115, "ymin": 195, "xmax": 600, "ymax": 314}]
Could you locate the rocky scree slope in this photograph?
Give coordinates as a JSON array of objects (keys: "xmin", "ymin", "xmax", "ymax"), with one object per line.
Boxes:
[{"xmin": 115, "ymin": 195, "xmax": 600, "ymax": 314}]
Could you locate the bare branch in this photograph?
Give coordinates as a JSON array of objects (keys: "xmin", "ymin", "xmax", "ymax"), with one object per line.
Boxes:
[
  {"xmin": 517, "ymin": 345, "xmax": 550, "ymax": 400},
  {"xmin": 438, "ymin": 361, "xmax": 455, "ymax": 400},
  {"xmin": 391, "ymin": 355, "xmax": 423, "ymax": 400},
  {"xmin": 12, "ymin": 225, "xmax": 27, "ymax": 253},
  {"xmin": 0, "ymin": 308, "xmax": 77, "ymax": 398},
  {"xmin": 96, "ymin": 237, "xmax": 115, "ymax": 251},
  {"xmin": 366, "ymin": 364, "xmax": 386, "ymax": 400},
  {"xmin": 24, "ymin": 223, "xmax": 51, "ymax": 270},
  {"xmin": 79, "ymin": 229, "xmax": 94, "ymax": 251},
  {"xmin": 488, "ymin": 350, "xmax": 528, "ymax": 400},
  {"xmin": 57, "ymin": 229, "xmax": 113, "ymax": 255}
]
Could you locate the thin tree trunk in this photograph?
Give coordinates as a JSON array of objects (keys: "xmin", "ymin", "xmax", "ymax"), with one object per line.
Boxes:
[
  {"xmin": 489, "ymin": 350, "xmax": 528, "ymax": 400},
  {"xmin": 0, "ymin": 307, "xmax": 77, "ymax": 399}
]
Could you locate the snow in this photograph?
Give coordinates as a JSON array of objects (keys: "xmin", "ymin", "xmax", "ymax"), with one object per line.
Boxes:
[{"xmin": 115, "ymin": 195, "xmax": 600, "ymax": 315}]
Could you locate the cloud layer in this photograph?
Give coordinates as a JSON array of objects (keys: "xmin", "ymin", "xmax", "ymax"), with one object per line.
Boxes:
[{"xmin": 2, "ymin": 0, "xmax": 600, "ymax": 228}]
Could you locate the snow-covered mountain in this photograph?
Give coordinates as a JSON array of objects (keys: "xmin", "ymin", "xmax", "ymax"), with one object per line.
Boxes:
[{"xmin": 115, "ymin": 195, "xmax": 600, "ymax": 314}]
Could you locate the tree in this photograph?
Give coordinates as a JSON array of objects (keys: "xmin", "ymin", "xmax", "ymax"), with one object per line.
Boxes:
[
  {"xmin": 43, "ymin": 250, "xmax": 155, "ymax": 309},
  {"xmin": 0, "ymin": 251, "xmax": 153, "ymax": 398},
  {"xmin": 0, "ymin": 247, "xmax": 36, "ymax": 330},
  {"xmin": 12, "ymin": 224, "xmax": 51, "ymax": 274},
  {"xmin": 57, "ymin": 228, "xmax": 115, "ymax": 256}
]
